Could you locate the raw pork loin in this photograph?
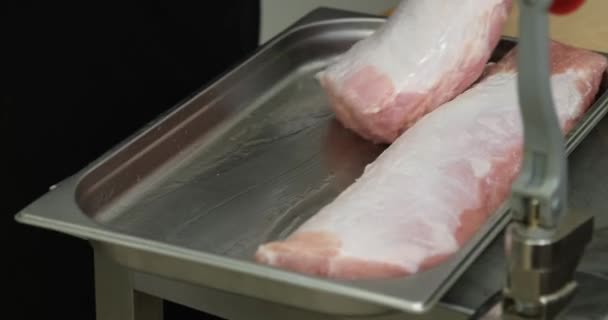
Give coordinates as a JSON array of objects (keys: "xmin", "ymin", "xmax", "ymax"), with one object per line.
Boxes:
[
  {"xmin": 318, "ymin": 0, "xmax": 513, "ymax": 143},
  {"xmin": 256, "ymin": 42, "xmax": 607, "ymax": 280}
]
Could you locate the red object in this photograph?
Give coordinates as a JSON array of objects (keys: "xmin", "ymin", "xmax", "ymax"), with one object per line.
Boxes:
[{"xmin": 549, "ymin": 0, "xmax": 585, "ymax": 15}]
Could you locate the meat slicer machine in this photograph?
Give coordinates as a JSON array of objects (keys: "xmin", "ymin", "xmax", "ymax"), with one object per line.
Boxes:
[
  {"xmin": 14, "ymin": 0, "xmax": 608, "ymax": 320},
  {"xmin": 476, "ymin": 0, "xmax": 596, "ymax": 318}
]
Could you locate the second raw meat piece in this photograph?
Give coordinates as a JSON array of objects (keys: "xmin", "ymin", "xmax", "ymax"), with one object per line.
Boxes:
[{"xmin": 256, "ymin": 41, "xmax": 607, "ymax": 280}]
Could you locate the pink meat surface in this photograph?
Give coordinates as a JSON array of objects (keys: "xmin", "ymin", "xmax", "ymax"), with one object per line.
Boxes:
[
  {"xmin": 319, "ymin": 0, "xmax": 513, "ymax": 144},
  {"xmin": 256, "ymin": 41, "xmax": 607, "ymax": 280}
]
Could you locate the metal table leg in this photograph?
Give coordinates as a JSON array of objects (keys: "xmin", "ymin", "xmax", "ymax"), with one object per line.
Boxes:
[{"xmin": 94, "ymin": 249, "xmax": 163, "ymax": 320}]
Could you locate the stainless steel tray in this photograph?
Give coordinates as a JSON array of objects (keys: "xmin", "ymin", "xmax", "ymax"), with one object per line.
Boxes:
[{"xmin": 15, "ymin": 8, "xmax": 608, "ymax": 316}]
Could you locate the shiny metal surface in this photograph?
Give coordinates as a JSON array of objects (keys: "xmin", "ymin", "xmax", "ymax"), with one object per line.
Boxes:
[
  {"xmin": 14, "ymin": 7, "xmax": 608, "ymax": 318},
  {"xmin": 502, "ymin": 210, "xmax": 593, "ymax": 319}
]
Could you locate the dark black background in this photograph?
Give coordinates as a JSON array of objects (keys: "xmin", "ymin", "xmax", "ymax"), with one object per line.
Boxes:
[{"xmin": 2, "ymin": 1, "xmax": 260, "ymax": 319}]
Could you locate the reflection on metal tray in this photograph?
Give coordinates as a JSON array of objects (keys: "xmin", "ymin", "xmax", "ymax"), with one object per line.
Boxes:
[{"xmin": 15, "ymin": 8, "xmax": 608, "ymax": 316}]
